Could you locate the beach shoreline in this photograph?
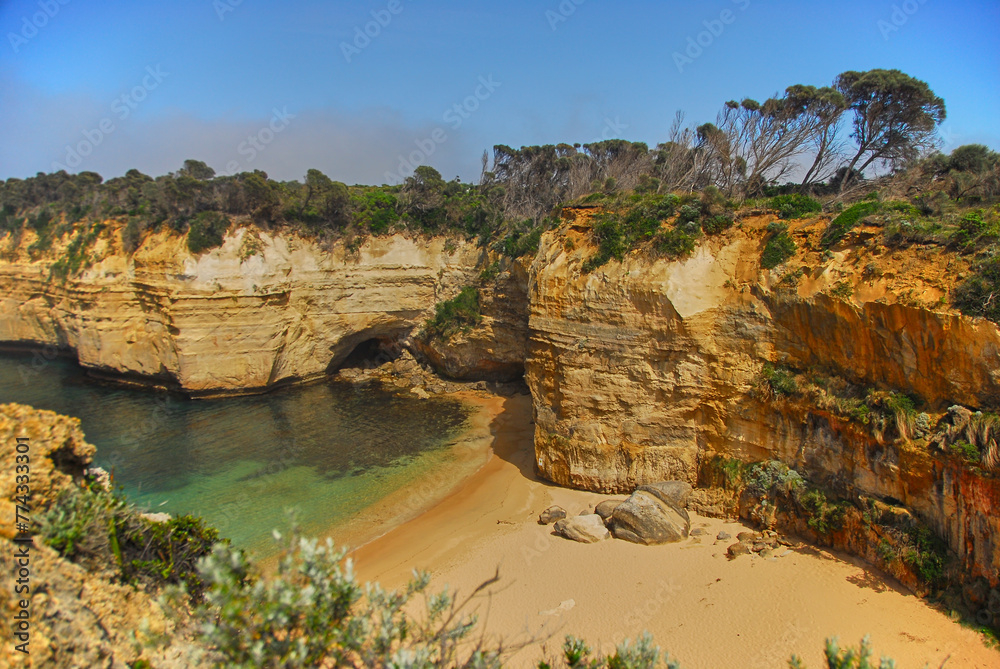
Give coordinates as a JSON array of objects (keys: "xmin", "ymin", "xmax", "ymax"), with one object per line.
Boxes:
[{"xmin": 351, "ymin": 393, "xmax": 999, "ymax": 669}]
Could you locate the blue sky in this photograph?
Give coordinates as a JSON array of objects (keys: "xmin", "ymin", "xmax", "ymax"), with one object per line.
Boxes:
[{"xmin": 1, "ymin": 0, "xmax": 997, "ymax": 184}]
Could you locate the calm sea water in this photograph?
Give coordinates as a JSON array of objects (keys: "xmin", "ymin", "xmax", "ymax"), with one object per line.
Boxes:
[{"xmin": 0, "ymin": 351, "xmax": 473, "ymax": 557}]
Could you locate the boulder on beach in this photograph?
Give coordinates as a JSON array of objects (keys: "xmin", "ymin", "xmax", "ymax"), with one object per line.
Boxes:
[
  {"xmin": 594, "ymin": 498, "xmax": 626, "ymax": 521},
  {"xmin": 727, "ymin": 542, "xmax": 751, "ymax": 559},
  {"xmin": 609, "ymin": 490, "xmax": 690, "ymax": 545},
  {"xmin": 553, "ymin": 514, "xmax": 611, "ymax": 543},
  {"xmin": 538, "ymin": 506, "xmax": 567, "ymax": 525},
  {"xmin": 637, "ymin": 481, "xmax": 693, "ymax": 509}
]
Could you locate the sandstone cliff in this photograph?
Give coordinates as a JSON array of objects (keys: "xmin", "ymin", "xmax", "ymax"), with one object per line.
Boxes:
[
  {"xmin": 2, "ymin": 209, "xmax": 998, "ymax": 595},
  {"xmin": 0, "ymin": 224, "xmax": 498, "ymax": 395},
  {"xmin": 524, "ymin": 208, "xmax": 1000, "ymax": 589}
]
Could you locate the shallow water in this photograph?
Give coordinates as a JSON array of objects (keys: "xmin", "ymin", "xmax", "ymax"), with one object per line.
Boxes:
[{"xmin": 0, "ymin": 351, "xmax": 473, "ymax": 557}]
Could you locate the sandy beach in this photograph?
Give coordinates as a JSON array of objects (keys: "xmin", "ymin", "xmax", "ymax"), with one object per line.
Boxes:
[{"xmin": 352, "ymin": 393, "xmax": 1000, "ymax": 669}]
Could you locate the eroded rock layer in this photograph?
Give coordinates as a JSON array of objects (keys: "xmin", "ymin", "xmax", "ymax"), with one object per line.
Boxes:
[{"xmin": 0, "ymin": 227, "xmax": 490, "ymax": 395}]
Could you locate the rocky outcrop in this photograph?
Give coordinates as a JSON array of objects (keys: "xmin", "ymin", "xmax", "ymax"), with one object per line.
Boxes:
[
  {"xmin": 525, "ymin": 209, "xmax": 1000, "ymax": 587},
  {"xmin": 3, "ymin": 207, "xmax": 1000, "ymax": 600},
  {"xmin": 0, "ymin": 403, "xmax": 93, "ymax": 540},
  {"xmin": 411, "ymin": 259, "xmax": 530, "ymax": 382},
  {"xmin": 0, "ymin": 404, "xmax": 207, "ymax": 668},
  {"xmin": 0, "ymin": 226, "xmax": 486, "ymax": 396}
]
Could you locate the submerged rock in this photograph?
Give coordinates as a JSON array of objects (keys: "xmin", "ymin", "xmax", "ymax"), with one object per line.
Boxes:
[
  {"xmin": 609, "ymin": 490, "xmax": 690, "ymax": 545},
  {"xmin": 553, "ymin": 514, "xmax": 611, "ymax": 543}
]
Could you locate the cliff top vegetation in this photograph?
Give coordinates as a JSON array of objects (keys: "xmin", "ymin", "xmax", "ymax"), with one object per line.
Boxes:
[{"xmin": 1, "ymin": 69, "xmax": 998, "ymax": 321}]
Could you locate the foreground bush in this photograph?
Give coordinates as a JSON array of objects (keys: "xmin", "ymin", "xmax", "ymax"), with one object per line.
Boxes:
[
  {"xmin": 41, "ymin": 479, "xmax": 219, "ymax": 597},
  {"xmin": 191, "ymin": 530, "xmax": 900, "ymax": 668},
  {"xmin": 194, "ymin": 532, "xmax": 504, "ymax": 668}
]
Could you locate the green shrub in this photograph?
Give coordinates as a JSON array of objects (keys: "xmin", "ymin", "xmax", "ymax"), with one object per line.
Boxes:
[
  {"xmin": 122, "ymin": 218, "xmax": 143, "ymax": 254},
  {"xmin": 356, "ymin": 190, "xmax": 400, "ymax": 235},
  {"xmin": 954, "ymin": 254, "xmax": 1000, "ymax": 323},
  {"xmin": 654, "ymin": 228, "xmax": 696, "ymax": 257},
  {"xmin": 50, "ymin": 222, "xmax": 104, "ymax": 280},
  {"xmin": 479, "ymin": 260, "xmax": 501, "ymax": 282},
  {"xmin": 900, "ymin": 525, "xmax": 948, "ymax": 585},
  {"xmin": 829, "ymin": 281, "xmax": 854, "ymax": 299},
  {"xmin": 187, "ymin": 211, "xmax": 229, "ymax": 254},
  {"xmin": 743, "ymin": 460, "xmax": 804, "ymax": 498},
  {"xmin": 952, "ymin": 209, "xmax": 1000, "ymax": 248},
  {"xmin": 798, "ymin": 489, "xmax": 848, "ymax": 535},
  {"xmin": 0, "ymin": 204, "xmax": 18, "ymax": 234},
  {"xmin": 41, "ymin": 480, "xmax": 219, "ymax": 598},
  {"xmin": 583, "ymin": 213, "xmax": 627, "ymax": 271},
  {"xmin": 769, "ymin": 194, "xmax": 822, "ymax": 220},
  {"xmin": 822, "ymin": 201, "xmax": 879, "ymax": 247},
  {"xmin": 425, "ymin": 286, "xmax": 481, "ymax": 339},
  {"xmin": 702, "ymin": 214, "xmax": 734, "ymax": 235},
  {"xmin": 761, "ymin": 363, "xmax": 798, "ymax": 396},
  {"xmin": 761, "ymin": 228, "xmax": 797, "ymax": 269},
  {"xmin": 28, "ymin": 207, "xmax": 53, "ymax": 232},
  {"xmin": 950, "ymin": 440, "xmax": 981, "ymax": 465},
  {"xmin": 498, "ymin": 218, "xmax": 548, "ymax": 258},
  {"xmin": 676, "ymin": 204, "xmax": 701, "ymax": 225}
]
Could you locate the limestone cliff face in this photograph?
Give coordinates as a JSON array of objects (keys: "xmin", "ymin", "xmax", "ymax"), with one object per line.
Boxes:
[
  {"xmin": 411, "ymin": 258, "xmax": 530, "ymax": 381},
  {"xmin": 524, "ymin": 209, "xmax": 1000, "ymax": 585},
  {"xmin": 2, "ymin": 210, "xmax": 999, "ymax": 588},
  {"xmin": 0, "ymin": 225, "xmax": 487, "ymax": 395}
]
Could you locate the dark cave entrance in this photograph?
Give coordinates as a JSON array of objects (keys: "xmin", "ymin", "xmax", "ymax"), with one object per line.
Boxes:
[{"xmin": 331, "ymin": 336, "xmax": 402, "ymax": 373}]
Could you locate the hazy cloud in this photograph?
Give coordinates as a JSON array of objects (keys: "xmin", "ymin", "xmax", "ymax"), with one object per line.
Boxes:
[{"xmin": 0, "ymin": 71, "xmax": 487, "ymax": 184}]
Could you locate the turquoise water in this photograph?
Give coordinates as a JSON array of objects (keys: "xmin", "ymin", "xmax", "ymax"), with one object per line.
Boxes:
[{"xmin": 0, "ymin": 351, "xmax": 473, "ymax": 557}]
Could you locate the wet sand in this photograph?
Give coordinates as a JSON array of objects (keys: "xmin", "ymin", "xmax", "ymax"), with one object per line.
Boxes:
[{"xmin": 351, "ymin": 394, "xmax": 999, "ymax": 668}]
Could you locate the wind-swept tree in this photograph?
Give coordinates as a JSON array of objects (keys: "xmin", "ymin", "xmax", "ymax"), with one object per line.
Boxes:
[
  {"xmin": 785, "ymin": 85, "xmax": 849, "ymax": 187},
  {"xmin": 835, "ymin": 69, "xmax": 946, "ymax": 191},
  {"xmin": 697, "ymin": 92, "xmax": 825, "ymax": 197}
]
